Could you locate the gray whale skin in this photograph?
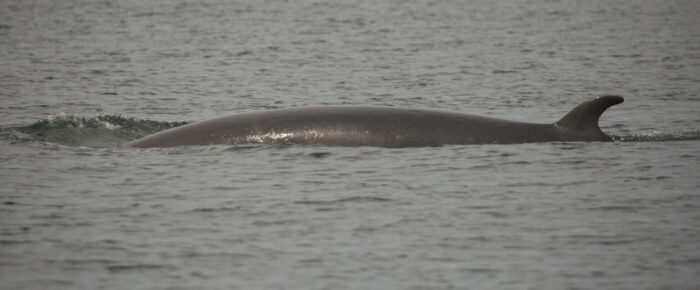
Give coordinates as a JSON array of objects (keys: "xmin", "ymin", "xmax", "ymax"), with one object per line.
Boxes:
[{"xmin": 126, "ymin": 95, "xmax": 623, "ymax": 148}]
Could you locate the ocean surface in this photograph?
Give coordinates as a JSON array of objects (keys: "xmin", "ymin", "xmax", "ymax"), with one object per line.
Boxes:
[{"xmin": 1, "ymin": 0, "xmax": 699, "ymax": 289}]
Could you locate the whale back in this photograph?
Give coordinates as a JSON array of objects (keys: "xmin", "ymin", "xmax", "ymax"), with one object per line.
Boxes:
[
  {"xmin": 554, "ymin": 95, "xmax": 624, "ymax": 141},
  {"xmin": 125, "ymin": 96, "xmax": 624, "ymax": 148}
]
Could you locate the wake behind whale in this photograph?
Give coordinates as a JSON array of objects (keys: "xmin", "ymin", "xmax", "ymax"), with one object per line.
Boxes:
[{"xmin": 125, "ymin": 96, "xmax": 624, "ymax": 148}]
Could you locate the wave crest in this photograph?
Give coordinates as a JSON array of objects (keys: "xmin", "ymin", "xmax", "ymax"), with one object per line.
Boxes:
[
  {"xmin": 3, "ymin": 114, "xmax": 188, "ymax": 147},
  {"xmin": 612, "ymin": 130, "xmax": 700, "ymax": 142}
]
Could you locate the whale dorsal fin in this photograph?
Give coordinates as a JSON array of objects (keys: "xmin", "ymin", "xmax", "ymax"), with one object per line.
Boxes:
[{"xmin": 554, "ymin": 95, "xmax": 624, "ymax": 138}]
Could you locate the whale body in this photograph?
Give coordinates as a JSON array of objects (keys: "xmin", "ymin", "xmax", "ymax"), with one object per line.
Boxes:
[{"xmin": 125, "ymin": 95, "xmax": 623, "ymax": 148}]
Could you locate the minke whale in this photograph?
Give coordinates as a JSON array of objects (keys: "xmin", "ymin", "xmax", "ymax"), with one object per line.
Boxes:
[{"xmin": 125, "ymin": 95, "xmax": 623, "ymax": 148}]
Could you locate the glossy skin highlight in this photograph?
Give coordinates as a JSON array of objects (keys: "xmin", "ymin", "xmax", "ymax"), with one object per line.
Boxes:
[{"xmin": 125, "ymin": 96, "xmax": 623, "ymax": 148}]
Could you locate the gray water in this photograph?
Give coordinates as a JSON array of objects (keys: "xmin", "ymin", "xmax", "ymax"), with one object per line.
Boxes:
[{"xmin": 1, "ymin": 0, "xmax": 699, "ymax": 289}]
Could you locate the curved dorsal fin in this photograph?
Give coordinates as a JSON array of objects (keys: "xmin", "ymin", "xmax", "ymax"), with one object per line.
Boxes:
[{"xmin": 554, "ymin": 95, "xmax": 624, "ymax": 137}]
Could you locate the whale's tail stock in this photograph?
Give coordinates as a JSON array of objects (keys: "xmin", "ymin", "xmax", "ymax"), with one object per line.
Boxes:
[{"xmin": 554, "ymin": 95, "xmax": 624, "ymax": 141}]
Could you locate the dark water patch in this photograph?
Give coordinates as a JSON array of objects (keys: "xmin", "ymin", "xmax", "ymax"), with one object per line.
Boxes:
[
  {"xmin": 51, "ymin": 258, "xmax": 117, "ymax": 265},
  {"xmin": 299, "ymin": 258, "xmax": 323, "ymax": 264},
  {"xmin": 469, "ymin": 164, "xmax": 493, "ymax": 169},
  {"xmin": 309, "ymin": 151, "xmax": 331, "ymax": 158},
  {"xmin": 106, "ymin": 264, "xmax": 173, "ymax": 273},
  {"xmin": 590, "ymin": 239, "xmax": 636, "ymax": 246},
  {"xmin": 504, "ymin": 182, "xmax": 551, "ymax": 187},
  {"xmin": 187, "ymin": 207, "xmax": 238, "ymax": 213},
  {"xmin": 464, "ymin": 268, "xmax": 498, "ymax": 273},
  {"xmin": 314, "ymin": 207, "xmax": 339, "ymax": 212},
  {"xmin": 3, "ymin": 115, "xmax": 188, "ymax": 148},
  {"xmin": 295, "ymin": 196, "xmax": 393, "ymax": 205},
  {"xmin": 613, "ymin": 131, "xmax": 700, "ymax": 142},
  {"xmin": 464, "ymin": 205, "xmax": 494, "ymax": 210},
  {"xmin": 253, "ymin": 219, "xmax": 296, "ymax": 226},
  {"xmin": 181, "ymin": 251, "xmax": 252, "ymax": 260},
  {"xmin": 557, "ymin": 159, "xmax": 587, "ymax": 165},
  {"xmin": 505, "ymin": 161, "xmax": 531, "ymax": 165},
  {"xmin": 493, "ymin": 69, "xmax": 518, "ymax": 74},
  {"xmin": 586, "ymin": 206, "xmax": 641, "ymax": 212},
  {"xmin": 563, "ymin": 234, "xmax": 638, "ymax": 246},
  {"xmin": 132, "ymin": 12, "xmax": 162, "ymax": 17},
  {"xmin": 481, "ymin": 211, "xmax": 508, "ymax": 218},
  {"xmin": 0, "ymin": 239, "xmax": 25, "ymax": 245}
]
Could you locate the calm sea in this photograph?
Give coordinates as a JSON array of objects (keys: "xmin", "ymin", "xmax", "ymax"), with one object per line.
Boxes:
[{"xmin": 1, "ymin": 0, "xmax": 699, "ymax": 289}]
